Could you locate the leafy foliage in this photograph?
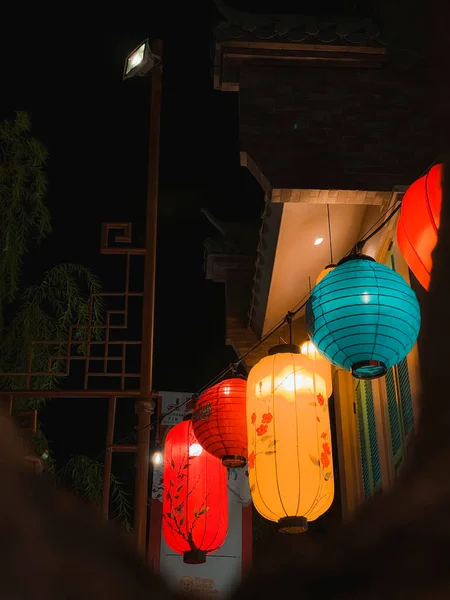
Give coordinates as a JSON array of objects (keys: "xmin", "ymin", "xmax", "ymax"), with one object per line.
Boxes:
[
  {"xmin": 0, "ymin": 112, "xmax": 130, "ymax": 528},
  {"xmin": 58, "ymin": 456, "xmax": 132, "ymax": 531},
  {"xmin": 0, "ymin": 111, "xmax": 51, "ymax": 308},
  {"xmin": 0, "ymin": 263, "xmax": 104, "ymax": 410}
]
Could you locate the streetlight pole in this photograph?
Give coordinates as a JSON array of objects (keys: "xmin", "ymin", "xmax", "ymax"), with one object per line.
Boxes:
[{"xmin": 134, "ymin": 38, "xmax": 163, "ymax": 554}]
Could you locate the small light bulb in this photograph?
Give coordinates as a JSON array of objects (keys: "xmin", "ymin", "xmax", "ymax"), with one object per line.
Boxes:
[
  {"xmin": 152, "ymin": 451, "xmax": 163, "ymax": 466},
  {"xmin": 131, "ymin": 52, "xmax": 143, "ymax": 67},
  {"xmin": 314, "ymin": 237, "xmax": 324, "ymax": 246},
  {"xmin": 126, "ymin": 43, "xmax": 145, "ymax": 75},
  {"xmin": 361, "ymin": 292, "xmax": 371, "ymax": 304},
  {"xmin": 189, "ymin": 443, "xmax": 203, "ymax": 457}
]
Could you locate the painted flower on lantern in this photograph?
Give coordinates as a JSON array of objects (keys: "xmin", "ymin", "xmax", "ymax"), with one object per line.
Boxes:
[
  {"xmin": 248, "ymin": 410, "xmax": 277, "ymax": 467},
  {"xmin": 317, "ymin": 394, "xmax": 325, "ymax": 406},
  {"xmin": 317, "ymin": 431, "xmax": 332, "ymax": 476},
  {"xmin": 256, "ymin": 423, "xmax": 268, "ymax": 437},
  {"xmin": 321, "ymin": 452, "xmax": 331, "ymax": 469}
]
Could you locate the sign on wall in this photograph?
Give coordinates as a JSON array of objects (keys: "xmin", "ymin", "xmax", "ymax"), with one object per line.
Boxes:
[{"xmin": 148, "ymin": 391, "xmax": 252, "ymax": 598}]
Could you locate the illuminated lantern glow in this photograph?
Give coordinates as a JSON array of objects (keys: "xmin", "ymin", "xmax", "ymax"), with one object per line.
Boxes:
[
  {"xmin": 300, "ymin": 340, "xmax": 332, "ymax": 398},
  {"xmin": 306, "ymin": 254, "xmax": 421, "ymax": 380},
  {"xmin": 247, "ymin": 345, "xmax": 334, "ymax": 533},
  {"xmin": 316, "ymin": 263, "xmax": 336, "ymax": 285},
  {"xmin": 162, "ymin": 419, "xmax": 228, "ymax": 564},
  {"xmin": 397, "ymin": 164, "xmax": 442, "ymax": 290},
  {"xmin": 193, "ymin": 377, "xmax": 247, "ymax": 468}
]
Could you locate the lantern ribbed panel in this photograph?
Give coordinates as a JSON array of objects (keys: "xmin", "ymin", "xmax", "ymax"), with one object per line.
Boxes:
[
  {"xmin": 193, "ymin": 378, "xmax": 247, "ymax": 464},
  {"xmin": 397, "ymin": 164, "xmax": 442, "ymax": 290},
  {"xmin": 162, "ymin": 420, "xmax": 228, "ymax": 562},
  {"xmin": 300, "ymin": 341, "xmax": 333, "ymax": 398},
  {"xmin": 306, "ymin": 257, "xmax": 421, "ymax": 379},
  {"xmin": 247, "ymin": 351, "xmax": 334, "ymax": 527}
]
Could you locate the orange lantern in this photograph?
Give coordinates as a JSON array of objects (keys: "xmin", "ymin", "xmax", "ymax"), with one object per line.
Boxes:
[
  {"xmin": 300, "ymin": 340, "xmax": 332, "ymax": 398},
  {"xmin": 193, "ymin": 377, "xmax": 247, "ymax": 468},
  {"xmin": 247, "ymin": 344, "xmax": 334, "ymax": 533},
  {"xmin": 315, "ymin": 263, "xmax": 336, "ymax": 285},
  {"xmin": 162, "ymin": 419, "xmax": 228, "ymax": 564},
  {"xmin": 397, "ymin": 164, "xmax": 442, "ymax": 290}
]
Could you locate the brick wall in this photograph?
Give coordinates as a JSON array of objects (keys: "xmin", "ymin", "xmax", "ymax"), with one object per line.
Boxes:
[{"xmin": 239, "ymin": 64, "xmax": 435, "ymax": 191}]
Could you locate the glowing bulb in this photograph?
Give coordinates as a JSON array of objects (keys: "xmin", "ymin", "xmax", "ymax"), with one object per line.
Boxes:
[
  {"xmin": 125, "ymin": 43, "xmax": 145, "ymax": 75},
  {"xmin": 300, "ymin": 341, "xmax": 320, "ymax": 359},
  {"xmin": 152, "ymin": 451, "xmax": 163, "ymax": 466},
  {"xmin": 223, "ymin": 386, "xmax": 231, "ymax": 395},
  {"xmin": 314, "ymin": 237, "xmax": 324, "ymax": 246},
  {"xmin": 131, "ymin": 45, "xmax": 144, "ymax": 66},
  {"xmin": 189, "ymin": 443, "xmax": 203, "ymax": 457},
  {"xmin": 361, "ymin": 292, "xmax": 371, "ymax": 304}
]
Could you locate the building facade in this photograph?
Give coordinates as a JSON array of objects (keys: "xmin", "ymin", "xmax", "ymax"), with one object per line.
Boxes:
[{"xmin": 205, "ymin": 2, "xmax": 432, "ymax": 523}]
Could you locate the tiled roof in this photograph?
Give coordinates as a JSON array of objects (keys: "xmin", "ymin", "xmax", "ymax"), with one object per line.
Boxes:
[{"xmin": 213, "ymin": 0, "xmax": 385, "ymax": 47}]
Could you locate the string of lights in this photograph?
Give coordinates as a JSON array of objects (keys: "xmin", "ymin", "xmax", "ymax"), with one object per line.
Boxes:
[{"xmin": 102, "ymin": 195, "xmax": 404, "ymax": 455}]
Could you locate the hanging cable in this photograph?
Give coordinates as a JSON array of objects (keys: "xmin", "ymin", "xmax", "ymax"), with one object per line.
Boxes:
[
  {"xmin": 348, "ymin": 198, "xmax": 402, "ymax": 256},
  {"xmin": 327, "ymin": 204, "xmax": 334, "ymax": 264},
  {"xmin": 286, "ymin": 312, "xmax": 294, "ymax": 345},
  {"xmin": 359, "ymin": 201, "xmax": 402, "ymax": 245}
]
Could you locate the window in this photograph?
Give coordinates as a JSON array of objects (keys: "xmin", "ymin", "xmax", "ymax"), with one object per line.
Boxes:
[
  {"xmin": 385, "ymin": 250, "xmax": 415, "ymax": 475},
  {"xmin": 355, "ymin": 379, "xmax": 381, "ymax": 498},
  {"xmin": 385, "ymin": 357, "xmax": 414, "ymax": 474}
]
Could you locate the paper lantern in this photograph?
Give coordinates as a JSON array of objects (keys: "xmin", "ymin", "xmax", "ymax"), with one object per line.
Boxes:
[
  {"xmin": 300, "ymin": 341, "xmax": 332, "ymax": 398},
  {"xmin": 316, "ymin": 263, "xmax": 336, "ymax": 285},
  {"xmin": 306, "ymin": 254, "xmax": 420, "ymax": 380},
  {"xmin": 397, "ymin": 164, "xmax": 442, "ymax": 290},
  {"xmin": 193, "ymin": 377, "xmax": 247, "ymax": 468},
  {"xmin": 162, "ymin": 419, "xmax": 228, "ymax": 564},
  {"xmin": 247, "ymin": 345, "xmax": 334, "ymax": 533}
]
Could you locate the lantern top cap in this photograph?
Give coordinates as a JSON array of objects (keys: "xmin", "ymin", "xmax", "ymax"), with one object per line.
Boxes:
[
  {"xmin": 268, "ymin": 343, "xmax": 300, "ymax": 356},
  {"xmin": 337, "ymin": 253, "xmax": 375, "ymax": 267}
]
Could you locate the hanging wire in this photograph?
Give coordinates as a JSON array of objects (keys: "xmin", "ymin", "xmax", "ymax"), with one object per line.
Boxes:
[
  {"xmin": 327, "ymin": 204, "xmax": 334, "ymax": 264},
  {"xmin": 348, "ymin": 198, "xmax": 403, "ymax": 256},
  {"xmin": 286, "ymin": 312, "xmax": 294, "ymax": 345},
  {"xmin": 100, "ymin": 190, "xmax": 408, "ymax": 454}
]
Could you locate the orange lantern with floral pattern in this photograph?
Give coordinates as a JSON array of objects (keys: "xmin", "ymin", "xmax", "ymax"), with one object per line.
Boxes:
[{"xmin": 247, "ymin": 344, "xmax": 334, "ymax": 533}]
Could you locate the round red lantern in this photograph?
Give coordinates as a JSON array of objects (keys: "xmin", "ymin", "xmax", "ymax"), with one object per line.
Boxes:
[
  {"xmin": 397, "ymin": 164, "xmax": 442, "ymax": 290},
  {"xmin": 193, "ymin": 377, "xmax": 247, "ymax": 468},
  {"xmin": 162, "ymin": 419, "xmax": 228, "ymax": 564}
]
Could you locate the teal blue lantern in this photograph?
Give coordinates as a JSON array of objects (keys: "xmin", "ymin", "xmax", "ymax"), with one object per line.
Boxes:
[{"xmin": 306, "ymin": 254, "xmax": 421, "ymax": 380}]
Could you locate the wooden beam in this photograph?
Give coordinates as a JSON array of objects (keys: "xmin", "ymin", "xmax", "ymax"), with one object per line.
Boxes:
[{"xmin": 217, "ymin": 40, "xmax": 386, "ymax": 55}]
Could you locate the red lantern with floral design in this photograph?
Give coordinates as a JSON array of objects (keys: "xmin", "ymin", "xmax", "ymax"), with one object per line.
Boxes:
[
  {"xmin": 397, "ymin": 164, "xmax": 442, "ymax": 290},
  {"xmin": 193, "ymin": 377, "xmax": 247, "ymax": 468},
  {"xmin": 162, "ymin": 419, "xmax": 228, "ymax": 564}
]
